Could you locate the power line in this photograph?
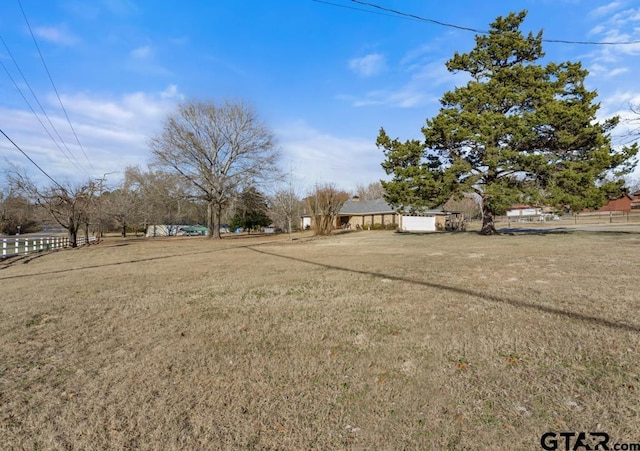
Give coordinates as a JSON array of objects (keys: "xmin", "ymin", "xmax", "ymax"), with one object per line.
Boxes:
[
  {"xmin": 318, "ymin": 0, "xmax": 640, "ymax": 46},
  {"xmin": 348, "ymin": 0, "xmax": 492, "ymax": 34},
  {"xmin": 311, "ymin": 0, "xmax": 409, "ymax": 20},
  {"xmin": 0, "ymin": 128, "xmax": 62, "ymax": 189},
  {"xmin": 0, "ymin": 33, "xmax": 90, "ymax": 177},
  {"xmin": 17, "ymin": 0, "xmax": 94, "ymax": 171}
]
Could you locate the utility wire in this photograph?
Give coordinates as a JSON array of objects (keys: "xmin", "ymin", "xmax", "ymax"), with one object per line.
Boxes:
[
  {"xmin": 317, "ymin": 0, "xmax": 640, "ymax": 46},
  {"xmin": 0, "ymin": 57, "xmax": 71, "ymax": 163},
  {"xmin": 312, "ymin": 0, "xmax": 410, "ymax": 20},
  {"xmin": 17, "ymin": 0, "xmax": 94, "ymax": 171},
  {"xmin": 0, "ymin": 128, "xmax": 63, "ymax": 189},
  {"xmin": 0, "ymin": 34, "xmax": 90, "ymax": 177}
]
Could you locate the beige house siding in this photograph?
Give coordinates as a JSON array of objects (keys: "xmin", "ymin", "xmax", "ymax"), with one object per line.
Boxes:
[{"xmin": 338, "ymin": 213, "xmax": 399, "ymax": 228}]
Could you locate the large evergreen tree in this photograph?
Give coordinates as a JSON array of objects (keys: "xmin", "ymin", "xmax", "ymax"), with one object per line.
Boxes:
[
  {"xmin": 230, "ymin": 187, "xmax": 271, "ymax": 233},
  {"xmin": 380, "ymin": 11, "xmax": 638, "ymax": 235}
]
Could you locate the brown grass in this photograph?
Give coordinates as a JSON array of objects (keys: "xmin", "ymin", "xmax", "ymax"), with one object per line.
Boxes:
[{"xmin": 1, "ymin": 230, "xmax": 639, "ymax": 450}]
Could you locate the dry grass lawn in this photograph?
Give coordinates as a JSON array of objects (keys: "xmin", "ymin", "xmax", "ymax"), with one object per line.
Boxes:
[{"xmin": 0, "ymin": 230, "xmax": 639, "ymax": 450}]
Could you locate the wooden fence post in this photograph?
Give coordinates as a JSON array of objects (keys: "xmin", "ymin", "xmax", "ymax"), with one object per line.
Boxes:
[
  {"xmin": 2, "ymin": 239, "xmax": 5, "ymax": 257},
  {"xmin": 14, "ymin": 238, "xmax": 19, "ymax": 256}
]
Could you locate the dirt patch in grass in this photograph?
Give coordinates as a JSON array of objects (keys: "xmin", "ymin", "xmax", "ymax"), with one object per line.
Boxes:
[{"xmin": 1, "ymin": 231, "xmax": 639, "ymax": 449}]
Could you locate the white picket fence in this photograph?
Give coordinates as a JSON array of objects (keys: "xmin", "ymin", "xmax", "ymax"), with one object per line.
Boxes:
[{"xmin": 1, "ymin": 235, "xmax": 97, "ymax": 258}]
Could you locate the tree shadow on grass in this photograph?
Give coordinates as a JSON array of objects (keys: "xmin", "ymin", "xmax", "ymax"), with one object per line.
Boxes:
[
  {"xmin": 497, "ymin": 227, "xmax": 574, "ymax": 235},
  {"xmin": 0, "ymin": 248, "xmax": 242, "ymax": 280},
  {"xmin": 0, "ymin": 238, "xmax": 287, "ymax": 280},
  {"xmin": 497, "ymin": 227, "xmax": 640, "ymax": 236},
  {"xmin": 246, "ymin": 246, "xmax": 640, "ymax": 334},
  {"xmin": 0, "ymin": 250, "xmax": 63, "ymax": 269}
]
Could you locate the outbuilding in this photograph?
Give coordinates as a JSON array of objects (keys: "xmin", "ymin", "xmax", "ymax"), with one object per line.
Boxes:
[{"xmin": 399, "ymin": 211, "xmax": 447, "ymax": 232}]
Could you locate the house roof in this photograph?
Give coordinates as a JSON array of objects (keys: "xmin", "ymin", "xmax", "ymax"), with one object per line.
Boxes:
[
  {"xmin": 339, "ymin": 198, "xmax": 444, "ymax": 216},
  {"xmin": 339, "ymin": 198, "xmax": 396, "ymax": 215},
  {"xmin": 508, "ymin": 204, "xmax": 540, "ymax": 210}
]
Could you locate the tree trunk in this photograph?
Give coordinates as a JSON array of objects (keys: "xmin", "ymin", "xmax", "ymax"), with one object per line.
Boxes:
[
  {"xmin": 287, "ymin": 216, "xmax": 292, "ymax": 241},
  {"xmin": 210, "ymin": 203, "xmax": 222, "ymax": 239},
  {"xmin": 480, "ymin": 203, "xmax": 498, "ymax": 235},
  {"xmin": 121, "ymin": 221, "xmax": 127, "ymax": 238},
  {"xmin": 206, "ymin": 200, "xmax": 215, "ymax": 239},
  {"xmin": 216, "ymin": 204, "xmax": 222, "ymax": 239},
  {"xmin": 69, "ymin": 226, "xmax": 78, "ymax": 248}
]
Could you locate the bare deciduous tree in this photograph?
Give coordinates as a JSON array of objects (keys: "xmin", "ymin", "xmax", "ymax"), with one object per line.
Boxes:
[
  {"xmin": 150, "ymin": 100, "xmax": 280, "ymax": 238},
  {"xmin": 269, "ymin": 171, "xmax": 302, "ymax": 240},
  {"xmin": 102, "ymin": 181, "xmax": 142, "ymax": 238},
  {"xmin": 305, "ymin": 183, "xmax": 350, "ymax": 236},
  {"xmin": 9, "ymin": 172, "xmax": 96, "ymax": 247},
  {"xmin": 127, "ymin": 167, "xmax": 178, "ymax": 226},
  {"xmin": 355, "ymin": 181, "xmax": 386, "ymax": 200},
  {"xmin": 442, "ymin": 194, "xmax": 482, "ymax": 220},
  {"xmin": 0, "ymin": 183, "xmax": 40, "ymax": 235}
]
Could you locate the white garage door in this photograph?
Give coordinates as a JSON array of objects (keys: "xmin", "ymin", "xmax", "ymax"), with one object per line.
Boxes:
[{"xmin": 401, "ymin": 215, "xmax": 436, "ymax": 232}]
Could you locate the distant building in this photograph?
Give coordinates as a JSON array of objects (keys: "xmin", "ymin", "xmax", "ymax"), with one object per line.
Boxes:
[
  {"xmin": 596, "ymin": 193, "xmax": 634, "ymax": 213},
  {"xmin": 506, "ymin": 204, "xmax": 543, "ymax": 220}
]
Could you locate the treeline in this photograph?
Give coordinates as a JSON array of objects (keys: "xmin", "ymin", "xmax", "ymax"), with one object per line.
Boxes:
[{"xmin": 0, "ymin": 166, "xmax": 314, "ymax": 244}]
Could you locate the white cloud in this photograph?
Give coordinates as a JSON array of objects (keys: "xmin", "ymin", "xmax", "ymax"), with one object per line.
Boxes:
[
  {"xmin": 33, "ymin": 25, "xmax": 79, "ymax": 46},
  {"xmin": 130, "ymin": 45, "xmax": 152, "ymax": 59},
  {"xmin": 591, "ymin": 1, "xmax": 622, "ymax": 17},
  {"xmin": 589, "ymin": 63, "xmax": 607, "ymax": 74},
  {"xmin": 0, "ymin": 86, "xmax": 182, "ymax": 186},
  {"xmin": 347, "ymin": 59, "xmax": 467, "ymax": 109},
  {"xmin": 160, "ymin": 84, "xmax": 182, "ymax": 99},
  {"xmin": 102, "ymin": 0, "xmax": 139, "ymax": 16},
  {"xmin": 610, "ymin": 8, "xmax": 640, "ymax": 26},
  {"xmin": 348, "ymin": 53, "xmax": 387, "ymax": 77},
  {"xmin": 607, "ymin": 67, "xmax": 629, "ymax": 76},
  {"xmin": 595, "ymin": 90, "xmax": 640, "ymax": 152},
  {"xmin": 276, "ymin": 120, "xmax": 384, "ymax": 192},
  {"xmin": 125, "ymin": 46, "xmax": 172, "ymax": 77},
  {"xmin": 584, "ymin": 5, "xmax": 640, "ymax": 73}
]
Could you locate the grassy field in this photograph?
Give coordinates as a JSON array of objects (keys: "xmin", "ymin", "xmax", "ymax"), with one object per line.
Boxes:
[{"xmin": 1, "ymin": 230, "xmax": 639, "ymax": 450}]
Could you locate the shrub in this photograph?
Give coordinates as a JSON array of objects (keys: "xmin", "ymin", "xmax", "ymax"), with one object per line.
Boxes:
[
  {"xmin": 372, "ymin": 223, "xmax": 383, "ymax": 230},
  {"xmin": 385, "ymin": 223, "xmax": 398, "ymax": 231}
]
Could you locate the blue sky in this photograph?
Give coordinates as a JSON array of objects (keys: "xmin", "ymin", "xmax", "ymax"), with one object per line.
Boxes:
[{"xmin": 1, "ymin": 0, "xmax": 639, "ymax": 193}]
